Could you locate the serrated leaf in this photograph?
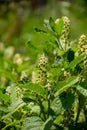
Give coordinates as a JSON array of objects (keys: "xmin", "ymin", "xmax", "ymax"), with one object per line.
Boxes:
[
  {"xmin": 55, "ymin": 76, "xmax": 80, "ymax": 96},
  {"xmin": 55, "ymin": 18, "xmax": 64, "ymax": 35},
  {"xmin": 22, "ymin": 116, "xmax": 43, "ymax": 130},
  {"xmin": 42, "ymin": 116, "xmax": 53, "ymax": 130},
  {"xmin": 77, "ymin": 85, "xmax": 87, "ymax": 97},
  {"xmin": 19, "ymin": 83, "xmax": 47, "ymax": 98},
  {"xmin": 69, "ymin": 53, "xmax": 85, "ymax": 70}
]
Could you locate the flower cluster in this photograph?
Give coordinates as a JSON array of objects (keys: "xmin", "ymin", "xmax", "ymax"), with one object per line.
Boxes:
[
  {"xmin": 60, "ymin": 16, "xmax": 70, "ymax": 47},
  {"xmin": 78, "ymin": 34, "xmax": 87, "ymax": 54},
  {"xmin": 78, "ymin": 34, "xmax": 87, "ymax": 80},
  {"xmin": 37, "ymin": 53, "xmax": 48, "ymax": 86}
]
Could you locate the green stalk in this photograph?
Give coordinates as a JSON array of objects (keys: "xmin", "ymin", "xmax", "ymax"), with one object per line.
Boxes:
[
  {"xmin": 47, "ymin": 90, "xmax": 51, "ymax": 118},
  {"xmin": 38, "ymin": 97, "xmax": 46, "ymax": 120}
]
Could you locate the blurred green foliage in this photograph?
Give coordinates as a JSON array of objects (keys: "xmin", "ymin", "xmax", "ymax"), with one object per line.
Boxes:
[{"xmin": 0, "ymin": 0, "xmax": 87, "ymax": 61}]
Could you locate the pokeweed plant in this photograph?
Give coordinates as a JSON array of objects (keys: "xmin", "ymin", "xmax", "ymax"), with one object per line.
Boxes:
[{"xmin": 1, "ymin": 16, "xmax": 87, "ymax": 130}]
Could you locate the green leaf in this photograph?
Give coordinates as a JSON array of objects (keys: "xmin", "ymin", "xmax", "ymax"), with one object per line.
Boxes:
[
  {"xmin": 34, "ymin": 28, "xmax": 47, "ymax": 33},
  {"xmin": 8, "ymin": 99, "xmax": 25, "ymax": 112},
  {"xmin": 59, "ymin": 91, "xmax": 75, "ymax": 109},
  {"xmin": 77, "ymin": 85, "xmax": 87, "ymax": 97},
  {"xmin": 2, "ymin": 99, "xmax": 25, "ymax": 119},
  {"xmin": 10, "ymin": 84, "xmax": 17, "ymax": 103},
  {"xmin": 12, "ymin": 110, "xmax": 22, "ymax": 120},
  {"xmin": 55, "ymin": 76, "xmax": 80, "ymax": 96},
  {"xmin": 0, "ymin": 106, "xmax": 7, "ymax": 112},
  {"xmin": 44, "ymin": 19, "xmax": 52, "ymax": 31},
  {"xmin": 55, "ymin": 18, "xmax": 64, "ymax": 35},
  {"xmin": 19, "ymin": 83, "xmax": 47, "ymax": 98},
  {"xmin": 28, "ymin": 105, "xmax": 40, "ymax": 115},
  {"xmin": 52, "ymin": 91, "xmax": 75, "ymax": 115},
  {"xmin": 54, "ymin": 115, "xmax": 63, "ymax": 125},
  {"xmin": 22, "ymin": 116, "xmax": 43, "ymax": 130},
  {"xmin": 42, "ymin": 116, "xmax": 53, "ymax": 130},
  {"xmin": 25, "ymin": 40, "xmax": 37, "ymax": 50},
  {"xmin": 49, "ymin": 17, "xmax": 55, "ymax": 32},
  {"xmin": 69, "ymin": 53, "xmax": 85, "ymax": 70},
  {"xmin": 0, "ymin": 90, "xmax": 10, "ymax": 103},
  {"xmin": 42, "ymin": 101, "xmax": 48, "ymax": 113},
  {"xmin": 51, "ymin": 96, "xmax": 64, "ymax": 115},
  {"xmin": 67, "ymin": 49, "xmax": 75, "ymax": 63}
]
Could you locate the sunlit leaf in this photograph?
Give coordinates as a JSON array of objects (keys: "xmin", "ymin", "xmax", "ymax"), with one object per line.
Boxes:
[
  {"xmin": 54, "ymin": 115, "xmax": 63, "ymax": 125},
  {"xmin": 51, "ymin": 96, "xmax": 64, "ymax": 115},
  {"xmin": 77, "ymin": 85, "xmax": 87, "ymax": 97},
  {"xmin": 19, "ymin": 83, "xmax": 47, "ymax": 98},
  {"xmin": 28, "ymin": 105, "xmax": 40, "ymax": 115},
  {"xmin": 55, "ymin": 18, "xmax": 64, "ymax": 36},
  {"xmin": 22, "ymin": 116, "xmax": 43, "ymax": 130},
  {"xmin": 44, "ymin": 19, "xmax": 52, "ymax": 30}
]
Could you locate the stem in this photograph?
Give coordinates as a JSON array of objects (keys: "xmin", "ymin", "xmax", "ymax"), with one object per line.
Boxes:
[
  {"xmin": 2, "ymin": 122, "xmax": 15, "ymax": 130},
  {"xmin": 57, "ymin": 39, "xmax": 64, "ymax": 50},
  {"xmin": 55, "ymin": 34, "xmax": 64, "ymax": 50},
  {"xmin": 75, "ymin": 92, "xmax": 83, "ymax": 124},
  {"xmin": 84, "ymin": 106, "xmax": 87, "ymax": 122},
  {"xmin": 75, "ymin": 105, "xmax": 81, "ymax": 124},
  {"xmin": 47, "ymin": 90, "xmax": 51, "ymax": 118},
  {"xmin": 2, "ymin": 119, "xmax": 22, "ymax": 130},
  {"xmin": 38, "ymin": 98, "xmax": 46, "ymax": 120}
]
